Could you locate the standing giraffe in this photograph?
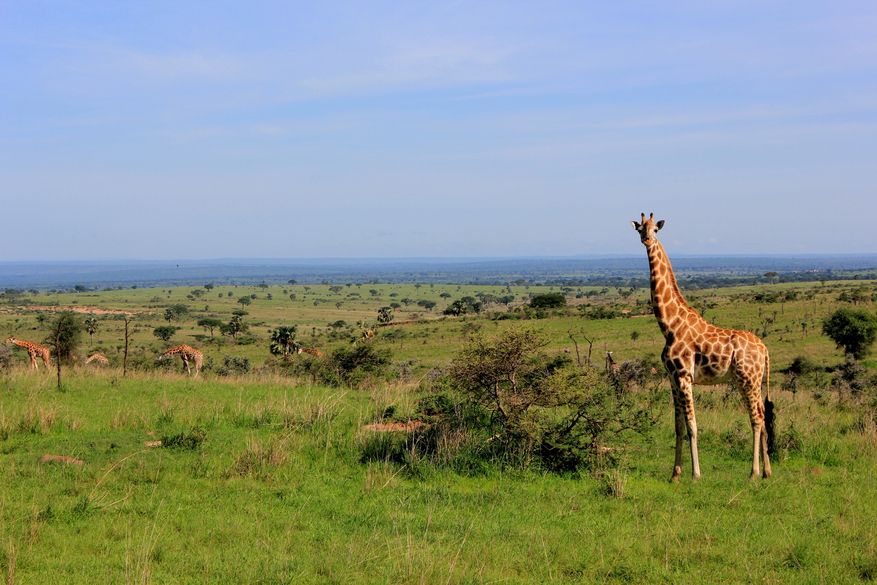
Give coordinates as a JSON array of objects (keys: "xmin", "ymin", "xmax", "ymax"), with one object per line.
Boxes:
[
  {"xmin": 5, "ymin": 337, "xmax": 51, "ymax": 370},
  {"xmin": 86, "ymin": 353, "xmax": 110, "ymax": 366},
  {"xmin": 297, "ymin": 347, "xmax": 324, "ymax": 357},
  {"xmin": 631, "ymin": 213, "xmax": 774, "ymax": 481},
  {"xmin": 605, "ymin": 351, "xmax": 620, "ymax": 375},
  {"xmin": 157, "ymin": 344, "xmax": 203, "ymax": 376}
]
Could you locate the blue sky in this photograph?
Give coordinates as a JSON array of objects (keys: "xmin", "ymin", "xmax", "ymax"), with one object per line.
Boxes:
[{"xmin": 2, "ymin": 1, "xmax": 875, "ymax": 261}]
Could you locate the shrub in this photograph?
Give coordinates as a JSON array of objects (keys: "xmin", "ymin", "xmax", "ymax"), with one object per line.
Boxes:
[
  {"xmin": 153, "ymin": 326, "xmax": 177, "ymax": 342},
  {"xmin": 449, "ymin": 326, "xmax": 656, "ymax": 471},
  {"xmin": 579, "ymin": 305, "xmax": 618, "ymax": 320},
  {"xmin": 218, "ymin": 355, "xmax": 251, "ymax": 376},
  {"xmin": 330, "ymin": 344, "xmax": 392, "ymax": 385},
  {"xmin": 162, "ymin": 427, "xmax": 206, "ymax": 450},
  {"xmin": 530, "ymin": 294, "xmax": 566, "ymax": 309},
  {"xmin": 823, "ymin": 308, "xmax": 877, "ymax": 359}
]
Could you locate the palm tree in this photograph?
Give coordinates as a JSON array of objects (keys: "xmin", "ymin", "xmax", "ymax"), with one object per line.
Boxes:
[
  {"xmin": 84, "ymin": 316, "xmax": 99, "ymax": 346},
  {"xmin": 269, "ymin": 325, "xmax": 299, "ymax": 358}
]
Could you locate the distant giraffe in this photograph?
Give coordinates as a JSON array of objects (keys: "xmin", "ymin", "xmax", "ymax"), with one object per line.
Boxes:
[
  {"xmin": 5, "ymin": 337, "xmax": 51, "ymax": 370},
  {"xmin": 632, "ymin": 213, "xmax": 774, "ymax": 481},
  {"xmin": 86, "ymin": 353, "xmax": 110, "ymax": 366},
  {"xmin": 157, "ymin": 344, "xmax": 203, "ymax": 376},
  {"xmin": 605, "ymin": 351, "xmax": 620, "ymax": 375},
  {"xmin": 297, "ymin": 347, "xmax": 324, "ymax": 357}
]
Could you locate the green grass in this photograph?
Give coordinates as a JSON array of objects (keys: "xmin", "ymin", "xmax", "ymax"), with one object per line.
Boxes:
[
  {"xmin": 1, "ymin": 281, "xmax": 876, "ymax": 582},
  {"xmin": 0, "ymin": 366, "xmax": 875, "ymax": 582}
]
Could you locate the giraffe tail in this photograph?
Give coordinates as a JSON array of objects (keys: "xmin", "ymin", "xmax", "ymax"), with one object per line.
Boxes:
[{"xmin": 764, "ymin": 352, "xmax": 776, "ymax": 457}]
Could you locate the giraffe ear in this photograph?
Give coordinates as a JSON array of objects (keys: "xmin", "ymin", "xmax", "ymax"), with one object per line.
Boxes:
[
  {"xmin": 631, "ymin": 221, "xmax": 641, "ymax": 230},
  {"xmin": 655, "ymin": 220, "xmax": 665, "ymax": 230}
]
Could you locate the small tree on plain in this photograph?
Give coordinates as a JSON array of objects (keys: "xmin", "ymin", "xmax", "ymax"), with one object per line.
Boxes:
[
  {"xmin": 44, "ymin": 311, "xmax": 82, "ymax": 388},
  {"xmin": 822, "ymin": 308, "xmax": 877, "ymax": 360},
  {"xmin": 84, "ymin": 315, "xmax": 99, "ymax": 346},
  {"xmin": 269, "ymin": 325, "xmax": 299, "ymax": 358},
  {"xmin": 197, "ymin": 318, "xmax": 223, "ymax": 337},
  {"xmin": 153, "ymin": 325, "xmax": 177, "ymax": 342}
]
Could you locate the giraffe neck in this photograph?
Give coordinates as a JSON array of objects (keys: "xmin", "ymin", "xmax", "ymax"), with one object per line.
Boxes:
[{"xmin": 647, "ymin": 240, "xmax": 696, "ymax": 337}]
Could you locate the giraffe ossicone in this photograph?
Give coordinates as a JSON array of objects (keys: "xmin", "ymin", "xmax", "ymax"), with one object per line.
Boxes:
[{"xmin": 632, "ymin": 213, "xmax": 774, "ymax": 481}]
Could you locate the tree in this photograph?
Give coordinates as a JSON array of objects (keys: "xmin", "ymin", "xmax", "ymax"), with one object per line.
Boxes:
[
  {"xmin": 764, "ymin": 272, "xmax": 778, "ymax": 284},
  {"xmin": 530, "ymin": 294, "xmax": 567, "ymax": 309},
  {"xmin": 204, "ymin": 283, "xmax": 215, "ymax": 290},
  {"xmin": 443, "ymin": 297, "xmax": 482, "ymax": 316},
  {"xmin": 197, "ymin": 317, "xmax": 223, "ymax": 337},
  {"xmin": 84, "ymin": 315, "xmax": 99, "ymax": 346},
  {"xmin": 164, "ymin": 304, "xmax": 189, "ymax": 323},
  {"xmin": 269, "ymin": 325, "xmax": 299, "ymax": 358},
  {"xmin": 377, "ymin": 306, "xmax": 394, "ymax": 323},
  {"xmin": 221, "ymin": 315, "xmax": 249, "ymax": 339},
  {"xmin": 822, "ymin": 308, "xmax": 877, "ymax": 360},
  {"xmin": 238, "ymin": 296, "xmax": 252, "ymax": 307},
  {"xmin": 153, "ymin": 325, "xmax": 177, "ymax": 342},
  {"xmin": 44, "ymin": 311, "xmax": 82, "ymax": 388},
  {"xmin": 450, "ymin": 326, "xmax": 654, "ymax": 470},
  {"xmin": 417, "ymin": 299, "xmax": 437, "ymax": 311}
]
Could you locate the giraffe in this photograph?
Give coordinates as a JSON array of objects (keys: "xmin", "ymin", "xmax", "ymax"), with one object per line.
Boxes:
[
  {"xmin": 605, "ymin": 351, "xmax": 620, "ymax": 375},
  {"xmin": 86, "ymin": 353, "xmax": 110, "ymax": 366},
  {"xmin": 297, "ymin": 347, "xmax": 324, "ymax": 357},
  {"xmin": 5, "ymin": 337, "xmax": 51, "ymax": 370},
  {"xmin": 157, "ymin": 344, "xmax": 203, "ymax": 376},
  {"xmin": 631, "ymin": 213, "xmax": 774, "ymax": 481}
]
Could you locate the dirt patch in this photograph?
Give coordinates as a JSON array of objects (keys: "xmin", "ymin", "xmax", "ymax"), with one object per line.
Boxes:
[
  {"xmin": 24, "ymin": 305, "xmax": 138, "ymax": 316},
  {"xmin": 39, "ymin": 454, "xmax": 85, "ymax": 465},
  {"xmin": 362, "ymin": 421, "xmax": 425, "ymax": 432}
]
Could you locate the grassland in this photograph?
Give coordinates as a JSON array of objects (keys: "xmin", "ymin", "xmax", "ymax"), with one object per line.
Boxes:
[{"xmin": 0, "ymin": 279, "xmax": 876, "ymax": 583}]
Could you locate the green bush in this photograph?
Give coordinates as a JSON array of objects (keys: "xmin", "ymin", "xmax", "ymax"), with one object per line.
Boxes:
[
  {"xmin": 448, "ymin": 326, "xmax": 656, "ymax": 472},
  {"xmin": 822, "ymin": 308, "xmax": 877, "ymax": 359},
  {"xmin": 529, "ymin": 293, "xmax": 566, "ymax": 309}
]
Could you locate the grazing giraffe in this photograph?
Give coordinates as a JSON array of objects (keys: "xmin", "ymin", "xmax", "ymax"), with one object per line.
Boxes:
[
  {"xmin": 86, "ymin": 353, "xmax": 110, "ymax": 366},
  {"xmin": 297, "ymin": 347, "xmax": 324, "ymax": 357},
  {"xmin": 631, "ymin": 213, "xmax": 774, "ymax": 481},
  {"xmin": 5, "ymin": 337, "xmax": 51, "ymax": 370},
  {"xmin": 157, "ymin": 344, "xmax": 203, "ymax": 376}
]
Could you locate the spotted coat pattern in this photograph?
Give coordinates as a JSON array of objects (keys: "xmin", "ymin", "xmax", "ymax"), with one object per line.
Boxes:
[
  {"xmin": 297, "ymin": 347, "xmax": 324, "ymax": 357},
  {"xmin": 158, "ymin": 344, "xmax": 204, "ymax": 376},
  {"xmin": 5, "ymin": 337, "xmax": 51, "ymax": 370},
  {"xmin": 632, "ymin": 214, "xmax": 772, "ymax": 481},
  {"xmin": 86, "ymin": 353, "xmax": 110, "ymax": 366}
]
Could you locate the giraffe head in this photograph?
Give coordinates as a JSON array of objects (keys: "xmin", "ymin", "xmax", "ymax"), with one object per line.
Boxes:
[
  {"xmin": 4, "ymin": 337, "xmax": 15, "ymax": 344},
  {"xmin": 631, "ymin": 213, "xmax": 665, "ymax": 247}
]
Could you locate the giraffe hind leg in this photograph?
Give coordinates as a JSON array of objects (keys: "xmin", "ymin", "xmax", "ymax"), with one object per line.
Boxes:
[{"xmin": 670, "ymin": 385, "xmax": 687, "ymax": 482}]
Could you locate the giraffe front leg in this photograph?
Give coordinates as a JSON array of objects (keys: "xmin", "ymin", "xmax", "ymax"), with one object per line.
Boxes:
[
  {"xmin": 678, "ymin": 377, "xmax": 701, "ymax": 481},
  {"xmin": 749, "ymin": 420, "xmax": 763, "ymax": 481},
  {"xmin": 182, "ymin": 357, "xmax": 191, "ymax": 375}
]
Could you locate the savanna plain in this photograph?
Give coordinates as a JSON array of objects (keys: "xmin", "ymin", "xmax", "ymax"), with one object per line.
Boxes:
[{"xmin": 1, "ymin": 278, "xmax": 876, "ymax": 584}]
